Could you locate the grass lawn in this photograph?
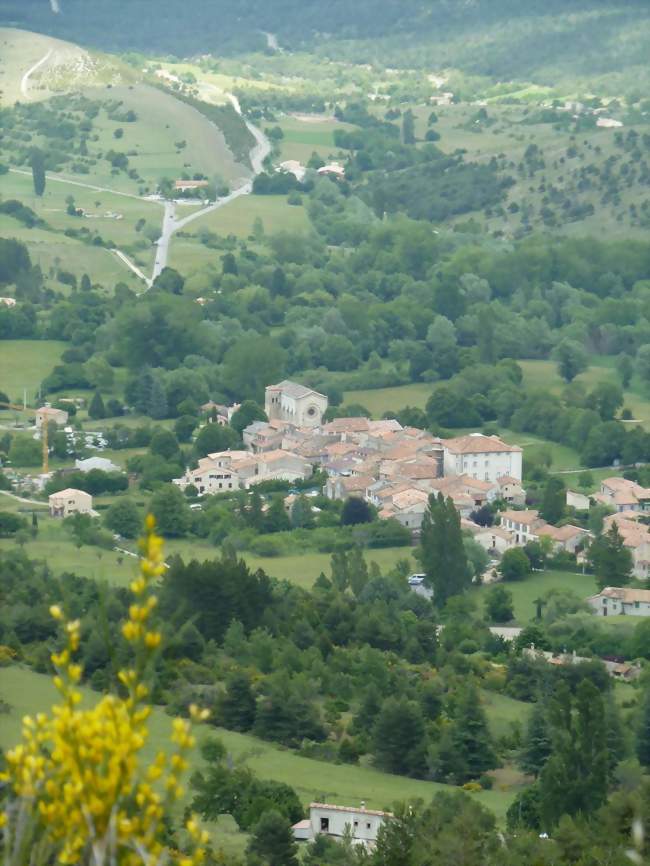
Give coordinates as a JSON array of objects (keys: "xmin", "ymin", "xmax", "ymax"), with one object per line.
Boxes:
[
  {"xmin": 0, "ymin": 665, "xmax": 518, "ymax": 821},
  {"xmin": 473, "ymin": 570, "xmax": 598, "ymax": 625},
  {"xmin": 277, "ymin": 117, "xmax": 349, "ymax": 163},
  {"xmin": 0, "ymin": 339, "xmax": 66, "ymax": 404}
]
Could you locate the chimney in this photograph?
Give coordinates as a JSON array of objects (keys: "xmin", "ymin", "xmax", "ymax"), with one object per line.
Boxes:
[{"xmin": 360, "ymin": 801, "xmax": 366, "ymax": 811}]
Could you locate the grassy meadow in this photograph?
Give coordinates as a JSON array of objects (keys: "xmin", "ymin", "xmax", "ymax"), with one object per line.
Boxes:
[
  {"xmin": 0, "ymin": 339, "xmax": 66, "ymax": 403},
  {"xmin": 472, "ymin": 569, "xmax": 598, "ymax": 625}
]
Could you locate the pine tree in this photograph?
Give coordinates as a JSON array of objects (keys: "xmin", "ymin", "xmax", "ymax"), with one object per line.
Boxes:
[
  {"xmin": 247, "ymin": 490, "xmax": 265, "ymax": 531},
  {"xmin": 220, "ymin": 671, "xmax": 256, "ymax": 732},
  {"xmin": 540, "ymin": 477, "xmax": 565, "ymax": 524},
  {"xmin": 519, "ymin": 700, "xmax": 552, "ymax": 777},
  {"xmin": 421, "ymin": 493, "xmax": 471, "ymax": 607},
  {"xmin": 372, "ymin": 696, "xmax": 427, "ymax": 776},
  {"xmin": 88, "ymin": 390, "xmax": 106, "ymax": 420},
  {"xmin": 637, "ymin": 687, "xmax": 650, "ymax": 768},
  {"xmin": 247, "ymin": 810, "xmax": 299, "ymax": 866}
]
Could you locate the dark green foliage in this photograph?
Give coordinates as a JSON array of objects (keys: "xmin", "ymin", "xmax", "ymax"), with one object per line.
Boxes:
[
  {"xmin": 553, "ymin": 339, "xmax": 588, "ymax": 383},
  {"xmin": 88, "ymin": 390, "xmax": 106, "ymax": 420},
  {"xmin": 430, "ymin": 683, "xmax": 497, "ymax": 784},
  {"xmin": 372, "ymin": 696, "xmax": 427, "ymax": 777},
  {"xmin": 247, "ymin": 810, "xmax": 299, "ymax": 866},
  {"xmin": 519, "ymin": 700, "xmax": 552, "ymax": 777},
  {"xmin": 341, "ymin": 496, "xmax": 372, "ymax": 526},
  {"xmin": 0, "ymin": 512, "xmax": 28, "ymax": 537},
  {"xmin": 485, "ymin": 585, "xmax": 514, "ymax": 623},
  {"xmin": 103, "ymin": 499, "xmax": 141, "ymax": 539},
  {"xmin": 230, "ymin": 400, "xmax": 267, "ymax": 436},
  {"xmin": 637, "ymin": 687, "xmax": 650, "ymax": 769},
  {"xmin": 220, "ymin": 671, "xmax": 256, "ymax": 731},
  {"xmin": 540, "ymin": 477, "xmax": 565, "ymax": 524},
  {"xmin": 159, "ymin": 552, "xmax": 273, "ymax": 642},
  {"xmin": 149, "ymin": 429, "xmax": 180, "ymax": 461},
  {"xmin": 194, "ymin": 422, "xmax": 239, "ymax": 458},
  {"xmin": 153, "ymin": 267, "xmax": 185, "ymax": 294},
  {"xmin": 420, "ymin": 493, "xmax": 471, "ymax": 607},
  {"xmin": 149, "ymin": 484, "xmax": 193, "ymax": 537},
  {"xmin": 29, "ymin": 148, "xmax": 46, "ymax": 196},
  {"xmin": 499, "ymin": 547, "xmax": 531, "ymax": 582},
  {"xmin": 539, "ymin": 681, "xmax": 609, "ymax": 828}
]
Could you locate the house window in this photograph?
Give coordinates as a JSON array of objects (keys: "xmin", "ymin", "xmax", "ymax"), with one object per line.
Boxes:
[
  {"xmin": 603, "ymin": 598, "xmax": 607, "ymax": 605},
  {"xmin": 320, "ymin": 818, "xmax": 330, "ymax": 832},
  {"xmin": 366, "ymin": 823, "xmax": 371, "ymax": 829},
  {"xmin": 635, "ymin": 601, "xmax": 640, "ymax": 609},
  {"xmin": 354, "ymin": 821, "xmax": 358, "ymax": 828}
]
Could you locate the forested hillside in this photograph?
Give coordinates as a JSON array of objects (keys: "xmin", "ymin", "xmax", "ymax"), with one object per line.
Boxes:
[{"xmin": 3, "ymin": 0, "xmax": 650, "ymax": 92}]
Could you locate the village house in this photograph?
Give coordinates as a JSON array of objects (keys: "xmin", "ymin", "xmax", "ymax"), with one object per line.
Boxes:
[
  {"xmin": 538, "ymin": 523, "xmax": 590, "ymax": 554},
  {"xmin": 265, "ymin": 380, "xmax": 328, "ymax": 428},
  {"xmin": 0, "ymin": 297, "xmax": 16, "ymax": 308},
  {"xmin": 174, "ymin": 179, "xmax": 209, "ymax": 192},
  {"xmin": 524, "ymin": 645, "xmax": 640, "ymax": 681},
  {"xmin": 174, "ymin": 448, "xmax": 313, "ymax": 495},
  {"xmin": 293, "ymin": 803, "xmax": 392, "ymax": 848},
  {"xmin": 242, "ymin": 419, "xmax": 287, "ymax": 453},
  {"xmin": 588, "ymin": 586, "xmax": 650, "ymax": 617},
  {"xmin": 496, "ymin": 475, "xmax": 526, "ymax": 506},
  {"xmin": 35, "ymin": 406, "xmax": 68, "ymax": 430},
  {"xmin": 441, "ymin": 434, "xmax": 523, "ymax": 483},
  {"xmin": 499, "ymin": 509, "xmax": 545, "ymax": 545},
  {"xmin": 474, "ymin": 525, "xmax": 514, "ymax": 555},
  {"xmin": 594, "ymin": 477, "xmax": 650, "ymax": 513},
  {"xmin": 48, "ymin": 488, "xmax": 93, "ymax": 518}
]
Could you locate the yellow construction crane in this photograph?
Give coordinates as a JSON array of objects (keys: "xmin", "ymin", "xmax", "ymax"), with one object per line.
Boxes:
[{"xmin": 0, "ymin": 402, "xmax": 49, "ymax": 474}]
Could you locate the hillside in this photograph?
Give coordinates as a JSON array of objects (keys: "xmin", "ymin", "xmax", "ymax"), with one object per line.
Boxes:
[{"xmin": 3, "ymin": 1, "xmax": 650, "ymax": 93}]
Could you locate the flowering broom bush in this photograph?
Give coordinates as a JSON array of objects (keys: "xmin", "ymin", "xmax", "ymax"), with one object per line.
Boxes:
[{"xmin": 0, "ymin": 516, "xmax": 210, "ymax": 866}]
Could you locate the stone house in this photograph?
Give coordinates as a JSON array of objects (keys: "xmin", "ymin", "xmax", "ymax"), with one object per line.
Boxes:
[
  {"xmin": 441, "ymin": 434, "xmax": 523, "ymax": 482},
  {"xmin": 293, "ymin": 803, "xmax": 392, "ymax": 848},
  {"xmin": 265, "ymin": 380, "xmax": 328, "ymax": 428},
  {"xmin": 588, "ymin": 586, "xmax": 650, "ymax": 617}
]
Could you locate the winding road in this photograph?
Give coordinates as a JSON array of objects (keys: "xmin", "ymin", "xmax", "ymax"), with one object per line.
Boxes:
[
  {"xmin": 20, "ymin": 48, "xmax": 54, "ymax": 98},
  {"xmin": 15, "ymin": 48, "xmax": 271, "ymax": 288},
  {"xmin": 150, "ymin": 96, "xmax": 271, "ymax": 282}
]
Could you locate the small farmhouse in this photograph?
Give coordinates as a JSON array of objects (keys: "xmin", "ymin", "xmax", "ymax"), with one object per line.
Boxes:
[
  {"xmin": 293, "ymin": 802, "xmax": 392, "ymax": 848},
  {"xmin": 48, "ymin": 488, "xmax": 93, "ymax": 518}
]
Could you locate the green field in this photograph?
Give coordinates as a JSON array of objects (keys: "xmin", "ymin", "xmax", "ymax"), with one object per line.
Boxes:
[
  {"xmin": 0, "ymin": 665, "xmax": 518, "ymax": 821},
  {"xmin": 0, "ymin": 339, "xmax": 66, "ymax": 403},
  {"xmin": 472, "ymin": 570, "xmax": 598, "ymax": 625},
  {"xmin": 344, "ymin": 383, "xmax": 433, "ymax": 418}
]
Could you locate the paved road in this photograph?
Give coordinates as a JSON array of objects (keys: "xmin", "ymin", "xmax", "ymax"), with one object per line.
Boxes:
[
  {"xmin": 111, "ymin": 249, "xmax": 152, "ymax": 287},
  {"xmin": 0, "ymin": 489, "xmax": 46, "ymax": 507},
  {"xmin": 150, "ymin": 99, "xmax": 270, "ymax": 282},
  {"xmin": 21, "ymin": 48, "xmax": 53, "ymax": 98}
]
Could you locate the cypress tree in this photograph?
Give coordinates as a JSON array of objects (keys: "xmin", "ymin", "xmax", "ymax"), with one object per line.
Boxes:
[
  {"xmin": 348, "ymin": 546, "xmax": 369, "ymax": 597},
  {"xmin": 421, "ymin": 493, "xmax": 471, "ymax": 607},
  {"xmin": 147, "ymin": 376, "xmax": 168, "ymax": 420},
  {"xmin": 30, "ymin": 148, "xmax": 46, "ymax": 196}
]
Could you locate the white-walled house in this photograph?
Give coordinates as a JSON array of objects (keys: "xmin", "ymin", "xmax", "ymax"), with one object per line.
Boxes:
[
  {"xmin": 475, "ymin": 525, "xmax": 513, "ymax": 555},
  {"xmin": 566, "ymin": 489, "xmax": 591, "ymax": 510},
  {"xmin": 441, "ymin": 434, "xmax": 522, "ymax": 483},
  {"xmin": 49, "ymin": 488, "xmax": 93, "ymax": 518},
  {"xmin": 594, "ymin": 477, "xmax": 650, "ymax": 513},
  {"xmin": 588, "ymin": 587, "xmax": 650, "ymax": 617},
  {"xmin": 293, "ymin": 803, "xmax": 392, "ymax": 848},
  {"xmin": 499, "ymin": 509, "xmax": 545, "ymax": 544},
  {"xmin": 265, "ymin": 380, "xmax": 328, "ymax": 428}
]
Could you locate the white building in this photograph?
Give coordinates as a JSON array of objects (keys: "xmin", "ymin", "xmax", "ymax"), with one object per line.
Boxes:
[
  {"xmin": 441, "ymin": 434, "xmax": 522, "ymax": 483},
  {"xmin": 588, "ymin": 587, "xmax": 650, "ymax": 617},
  {"xmin": 48, "ymin": 488, "xmax": 93, "ymax": 518},
  {"xmin": 594, "ymin": 477, "xmax": 650, "ymax": 513},
  {"xmin": 265, "ymin": 380, "xmax": 328, "ymax": 428},
  {"xmin": 293, "ymin": 803, "xmax": 392, "ymax": 848},
  {"xmin": 499, "ymin": 509, "xmax": 544, "ymax": 545}
]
